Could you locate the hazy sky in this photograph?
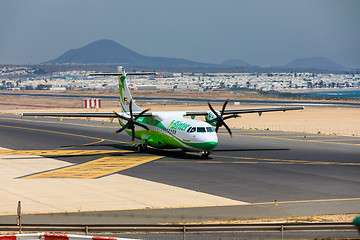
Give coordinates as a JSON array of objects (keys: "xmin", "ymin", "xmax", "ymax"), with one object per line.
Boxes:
[{"xmin": 1, "ymin": 0, "xmax": 359, "ymax": 68}]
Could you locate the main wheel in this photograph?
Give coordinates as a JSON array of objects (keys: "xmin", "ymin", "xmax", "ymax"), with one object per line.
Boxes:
[
  {"xmin": 137, "ymin": 144, "xmax": 143, "ymax": 152},
  {"xmin": 137, "ymin": 143, "xmax": 148, "ymax": 152}
]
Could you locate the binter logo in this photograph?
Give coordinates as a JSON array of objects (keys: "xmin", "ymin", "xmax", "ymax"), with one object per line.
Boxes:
[{"xmin": 169, "ymin": 120, "xmax": 190, "ymax": 131}]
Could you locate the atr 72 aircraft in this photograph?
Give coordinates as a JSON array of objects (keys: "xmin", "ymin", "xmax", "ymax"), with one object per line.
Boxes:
[{"xmin": 22, "ymin": 66, "xmax": 304, "ymax": 158}]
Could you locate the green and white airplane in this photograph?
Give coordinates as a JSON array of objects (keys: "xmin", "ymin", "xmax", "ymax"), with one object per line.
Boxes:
[{"xmin": 22, "ymin": 66, "xmax": 304, "ymax": 158}]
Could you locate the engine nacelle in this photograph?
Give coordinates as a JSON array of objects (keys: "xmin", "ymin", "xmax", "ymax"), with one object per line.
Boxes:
[{"xmin": 205, "ymin": 111, "xmax": 218, "ymax": 126}]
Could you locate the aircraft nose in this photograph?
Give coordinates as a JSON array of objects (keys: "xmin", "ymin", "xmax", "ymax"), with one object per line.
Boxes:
[
  {"xmin": 202, "ymin": 141, "xmax": 218, "ymax": 150},
  {"xmin": 199, "ymin": 133, "xmax": 218, "ymax": 150}
]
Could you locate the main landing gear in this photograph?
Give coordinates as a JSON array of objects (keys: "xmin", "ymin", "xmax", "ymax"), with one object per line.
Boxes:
[
  {"xmin": 200, "ymin": 150, "xmax": 211, "ymax": 159},
  {"xmin": 136, "ymin": 143, "xmax": 148, "ymax": 152}
]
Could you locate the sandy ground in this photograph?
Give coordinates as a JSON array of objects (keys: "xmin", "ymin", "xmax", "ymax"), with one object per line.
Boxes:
[
  {"xmin": 191, "ymin": 213, "xmax": 359, "ymax": 224},
  {"xmin": 1, "ymin": 95, "xmax": 359, "ymax": 136}
]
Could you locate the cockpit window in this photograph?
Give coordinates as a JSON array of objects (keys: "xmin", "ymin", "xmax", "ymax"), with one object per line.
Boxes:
[
  {"xmin": 206, "ymin": 127, "xmax": 215, "ymax": 132},
  {"xmin": 197, "ymin": 127, "xmax": 206, "ymax": 132},
  {"xmin": 187, "ymin": 127, "xmax": 214, "ymax": 133}
]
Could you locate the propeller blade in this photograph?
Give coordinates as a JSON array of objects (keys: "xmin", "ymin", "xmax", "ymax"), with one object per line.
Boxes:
[
  {"xmin": 223, "ymin": 114, "xmax": 238, "ymax": 120},
  {"xmin": 113, "ymin": 101, "xmax": 150, "ymax": 143},
  {"xmin": 113, "ymin": 111, "xmax": 130, "ymax": 121},
  {"xmin": 207, "ymin": 99, "xmax": 233, "ymax": 137},
  {"xmin": 207, "ymin": 118, "xmax": 218, "ymax": 124},
  {"xmin": 134, "ymin": 122, "xmax": 150, "ymax": 132},
  {"xmin": 208, "ymin": 101, "xmax": 220, "ymax": 118},
  {"xmin": 134, "ymin": 108, "xmax": 151, "ymax": 120},
  {"xmin": 215, "ymin": 124, "xmax": 220, "ymax": 133},
  {"xmin": 113, "ymin": 122, "xmax": 130, "ymax": 134},
  {"xmin": 131, "ymin": 126, "xmax": 135, "ymax": 144},
  {"xmin": 221, "ymin": 99, "xmax": 230, "ymax": 116},
  {"xmin": 223, "ymin": 122, "xmax": 233, "ymax": 138},
  {"xmin": 113, "ymin": 103, "xmax": 150, "ymax": 143}
]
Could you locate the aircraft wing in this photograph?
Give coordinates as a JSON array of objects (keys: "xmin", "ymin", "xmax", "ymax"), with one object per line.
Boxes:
[
  {"xmin": 20, "ymin": 112, "xmax": 153, "ymax": 118},
  {"xmin": 184, "ymin": 106, "xmax": 304, "ymax": 117},
  {"xmin": 21, "ymin": 106, "xmax": 304, "ymax": 118}
]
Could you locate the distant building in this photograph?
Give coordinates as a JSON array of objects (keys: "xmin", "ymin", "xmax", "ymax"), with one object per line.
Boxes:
[{"xmin": 50, "ymin": 86, "xmax": 66, "ymax": 91}]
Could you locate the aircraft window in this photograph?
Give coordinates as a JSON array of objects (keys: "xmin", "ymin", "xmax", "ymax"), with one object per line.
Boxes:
[
  {"xmin": 186, "ymin": 127, "xmax": 192, "ymax": 132},
  {"xmin": 197, "ymin": 127, "xmax": 206, "ymax": 132},
  {"xmin": 190, "ymin": 127, "xmax": 196, "ymax": 133},
  {"xmin": 206, "ymin": 127, "xmax": 215, "ymax": 132}
]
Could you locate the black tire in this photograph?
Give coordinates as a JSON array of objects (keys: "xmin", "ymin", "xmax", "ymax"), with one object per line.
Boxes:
[
  {"xmin": 137, "ymin": 144, "xmax": 143, "ymax": 152},
  {"xmin": 201, "ymin": 151, "xmax": 210, "ymax": 159}
]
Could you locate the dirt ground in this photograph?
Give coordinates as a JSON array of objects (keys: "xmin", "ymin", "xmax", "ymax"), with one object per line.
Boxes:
[{"xmin": 190, "ymin": 213, "xmax": 359, "ymax": 224}]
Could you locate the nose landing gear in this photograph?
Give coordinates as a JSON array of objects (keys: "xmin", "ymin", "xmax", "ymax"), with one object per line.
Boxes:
[{"xmin": 200, "ymin": 150, "xmax": 211, "ymax": 159}]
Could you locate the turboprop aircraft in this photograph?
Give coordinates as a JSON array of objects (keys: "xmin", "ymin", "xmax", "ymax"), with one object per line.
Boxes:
[{"xmin": 22, "ymin": 66, "xmax": 304, "ymax": 158}]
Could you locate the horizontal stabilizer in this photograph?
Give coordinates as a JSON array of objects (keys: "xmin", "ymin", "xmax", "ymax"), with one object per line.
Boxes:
[{"xmin": 88, "ymin": 72, "xmax": 157, "ymax": 76}]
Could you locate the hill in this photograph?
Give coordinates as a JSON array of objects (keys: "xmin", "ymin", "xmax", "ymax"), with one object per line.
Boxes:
[
  {"xmin": 222, "ymin": 59, "xmax": 250, "ymax": 67},
  {"xmin": 285, "ymin": 57, "xmax": 345, "ymax": 70},
  {"xmin": 43, "ymin": 40, "xmax": 351, "ymax": 72},
  {"xmin": 44, "ymin": 39, "xmax": 210, "ymax": 68}
]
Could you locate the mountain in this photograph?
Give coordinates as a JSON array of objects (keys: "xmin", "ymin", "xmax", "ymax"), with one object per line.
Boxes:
[
  {"xmin": 285, "ymin": 57, "xmax": 345, "ymax": 70},
  {"xmin": 222, "ymin": 59, "xmax": 250, "ymax": 67},
  {"xmin": 44, "ymin": 39, "xmax": 210, "ymax": 67},
  {"xmin": 44, "ymin": 40, "xmax": 350, "ymax": 71}
]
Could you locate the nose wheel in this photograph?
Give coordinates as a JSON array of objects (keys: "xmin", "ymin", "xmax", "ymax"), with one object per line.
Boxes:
[{"xmin": 200, "ymin": 150, "xmax": 211, "ymax": 159}]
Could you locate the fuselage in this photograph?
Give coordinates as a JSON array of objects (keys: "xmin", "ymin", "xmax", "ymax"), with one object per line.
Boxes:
[
  {"xmin": 122, "ymin": 114, "xmax": 218, "ymax": 152},
  {"xmin": 116, "ymin": 70, "xmax": 218, "ymax": 152}
]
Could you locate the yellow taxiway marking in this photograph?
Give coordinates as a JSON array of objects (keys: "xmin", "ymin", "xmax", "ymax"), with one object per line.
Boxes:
[
  {"xmin": 0, "ymin": 149, "xmax": 131, "ymax": 156},
  {"xmin": 0, "ymin": 123, "xmax": 128, "ymax": 144},
  {"xmin": 161, "ymin": 155, "xmax": 360, "ymax": 166},
  {"xmin": 250, "ymin": 197, "xmax": 360, "ymax": 206},
  {"xmin": 56, "ymin": 139, "xmax": 106, "ymax": 150},
  {"xmin": 218, "ymin": 132, "xmax": 360, "ymax": 146},
  {"xmin": 23, "ymin": 155, "xmax": 163, "ymax": 179},
  {"xmin": 211, "ymin": 154, "xmax": 360, "ymax": 166},
  {"xmin": 0, "ymin": 122, "xmax": 165, "ymax": 178}
]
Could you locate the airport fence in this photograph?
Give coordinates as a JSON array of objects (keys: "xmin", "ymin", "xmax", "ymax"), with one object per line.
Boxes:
[{"xmin": 0, "ymin": 222, "xmax": 357, "ymax": 240}]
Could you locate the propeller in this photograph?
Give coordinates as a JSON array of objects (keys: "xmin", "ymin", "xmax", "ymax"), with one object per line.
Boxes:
[
  {"xmin": 113, "ymin": 99, "xmax": 150, "ymax": 144},
  {"xmin": 207, "ymin": 99, "xmax": 238, "ymax": 137}
]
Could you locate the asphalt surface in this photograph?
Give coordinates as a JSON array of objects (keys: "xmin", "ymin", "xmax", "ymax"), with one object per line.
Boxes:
[{"xmin": 0, "ymin": 114, "xmax": 359, "ymax": 224}]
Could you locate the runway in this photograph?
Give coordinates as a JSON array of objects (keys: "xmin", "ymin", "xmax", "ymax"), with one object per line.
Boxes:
[{"xmin": 0, "ymin": 113, "xmax": 359, "ymax": 223}]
